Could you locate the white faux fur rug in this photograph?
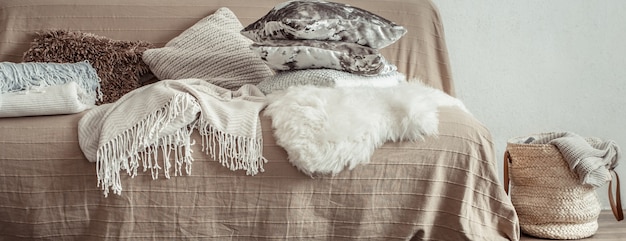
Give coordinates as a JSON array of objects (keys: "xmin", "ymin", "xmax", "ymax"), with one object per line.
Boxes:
[{"xmin": 263, "ymin": 82, "xmax": 468, "ymax": 176}]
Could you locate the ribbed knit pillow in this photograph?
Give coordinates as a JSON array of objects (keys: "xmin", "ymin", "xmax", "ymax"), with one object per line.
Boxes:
[
  {"xmin": 142, "ymin": 7, "xmax": 274, "ymax": 90},
  {"xmin": 257, "ymin": 69, "xmax": 405, "ymax": 94}
]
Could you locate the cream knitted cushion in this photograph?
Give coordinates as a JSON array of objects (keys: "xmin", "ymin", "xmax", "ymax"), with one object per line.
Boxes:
[
  {"xmin": 142, "ymin": 7, "xmax": 274, "ymax": 90},
  {"xmin": 257, "ymin": 69, "xmax": 405, "ymax": 94}
]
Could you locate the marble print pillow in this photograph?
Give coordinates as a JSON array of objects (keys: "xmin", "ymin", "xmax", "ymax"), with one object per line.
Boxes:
[
  {"xmin": 250, "ymin": 40, "xmax": 396, "ymax": 76},
  {"xmin": 241, "ymin": 0, "xmax": 407, "ymax": 49}
]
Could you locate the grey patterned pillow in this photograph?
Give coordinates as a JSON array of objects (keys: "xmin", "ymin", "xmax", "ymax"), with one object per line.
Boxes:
[
  {"xmin": 241, "ymin": 0, "xmax": 407, "ymax": 49},
  {"xmin": 250, "ymin": 40, "xmax": 396, "ymax": 76},
  {"xmin": 257, "ymin": 69, "xmax": 405, "ymax": 94}
]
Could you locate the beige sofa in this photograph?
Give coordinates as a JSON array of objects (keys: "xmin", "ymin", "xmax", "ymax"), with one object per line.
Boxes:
[{"xmin": 0, "ymin": 0, "xmax": 520, "ymax": 240}]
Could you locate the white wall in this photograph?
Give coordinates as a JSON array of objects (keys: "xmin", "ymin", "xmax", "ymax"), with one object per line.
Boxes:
[{"xmin": 434, "ymin": 0, "xmax": 626, "ymax": 209}]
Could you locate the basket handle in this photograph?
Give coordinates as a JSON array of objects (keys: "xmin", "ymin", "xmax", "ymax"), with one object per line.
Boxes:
[
  {"xmin": 503, "ymin": 150, "xmax": 511, "ymax": 195},
  {"xmin": 608, "ymin": 170, "xmax": 623, "ymax": 221}
]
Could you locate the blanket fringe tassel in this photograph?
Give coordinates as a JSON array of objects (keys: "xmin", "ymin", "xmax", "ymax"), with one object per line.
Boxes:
[{"xmin": 198, "ymin": 122, "xmax": 267, "ymax": 176}]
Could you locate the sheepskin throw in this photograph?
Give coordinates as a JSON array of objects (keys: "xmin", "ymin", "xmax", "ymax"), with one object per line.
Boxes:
[
  {"xmin": 22, "ymin": 29, "xmax": 153, "ymax": 104},
  {"xmin": 263, "ymin": 82, "xmax": 468, "ymax": 175},
  {"xmin": 78, "ymin": 79, "xmax": 267, "ymax": 197},
  {"xmin": 526, "ymin": 132, "xmax": 621, "ymax": 187},
  {"xmin": 0, "ymin": 82, "xmax": 96, "ymax": 118},
  {"xmin": 142, "ymin": 7, "xmax": 274, "ymax": 90}
]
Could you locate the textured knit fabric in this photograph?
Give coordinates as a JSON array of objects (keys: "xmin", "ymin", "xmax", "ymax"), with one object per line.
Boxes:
[
  {"xmin": 257, "ymin": 69, "xmax": 405, "ymax": 94},
  {"xmin": 0, "ymin": 81, "xmax": 95, "ymax": 117},
  {"xmin": 0, "ymin": 61, "xmax": 101, "ymax": 101},
  {"xmin": 78, "ymin": 79, "xmax": 267, "ymax": 197},
  {"xmin": 142, "ymin": 7, "xmax": 274, "ymax": 90},
  {"xmin": 528, "ymin": 132, "xmax": 621, "ymax": 187}
]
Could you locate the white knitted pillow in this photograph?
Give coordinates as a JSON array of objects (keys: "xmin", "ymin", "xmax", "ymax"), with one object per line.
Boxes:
[
  {"xmin": 256, "ymin": 69, "xmax": 405, "ymax": 94},
  {"xmin": 142, "ymin": 7, "xmax": 274, "ymax": 90}
]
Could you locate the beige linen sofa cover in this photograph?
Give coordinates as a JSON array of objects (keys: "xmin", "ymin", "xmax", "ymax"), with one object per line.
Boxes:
[{"xmin": 0, "ymin": 0, "xmax": 520, "ymax": 240}]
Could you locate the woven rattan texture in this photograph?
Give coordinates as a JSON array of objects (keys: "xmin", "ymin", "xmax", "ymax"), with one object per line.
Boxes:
[{"xmin": 507, "ymin": 138, "xmax": 601, "ymax": 239}]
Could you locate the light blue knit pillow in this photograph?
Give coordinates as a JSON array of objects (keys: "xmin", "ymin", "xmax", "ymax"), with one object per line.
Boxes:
[{"xmin": 0, "ymin": 61, "xmax": 102, "ymax": 102}]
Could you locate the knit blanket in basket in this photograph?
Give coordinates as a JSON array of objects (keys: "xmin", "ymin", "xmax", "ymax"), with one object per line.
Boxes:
[
  {"xmin": 528, "ymin": 132, "xmax": 621, "ymax": 187},
  {"xmin": 78, "ymin": 79, "xmax": 267, "ymax": 197}
]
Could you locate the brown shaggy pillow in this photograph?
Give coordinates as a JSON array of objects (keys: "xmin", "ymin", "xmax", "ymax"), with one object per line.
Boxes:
[{"xmin": 22, "ymin": 30, "xmax": 153, "ymax": 104}]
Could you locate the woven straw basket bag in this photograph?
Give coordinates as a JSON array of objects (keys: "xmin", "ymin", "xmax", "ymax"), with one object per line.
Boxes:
[{"xmin": 504, "ymin": 134, "xmax": 623, "ymax": 240}]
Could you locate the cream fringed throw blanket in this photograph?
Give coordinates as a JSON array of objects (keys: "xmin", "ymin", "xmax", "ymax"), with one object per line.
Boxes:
[{"xmin": 78, "ymin": 79, "xmax": 267, "ymax": 197}]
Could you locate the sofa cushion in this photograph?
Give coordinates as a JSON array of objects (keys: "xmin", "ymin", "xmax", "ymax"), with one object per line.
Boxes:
[
  {"xmin": 22, "ymin": 30, "xmax": 152, "ymax": 105},
  {"xmin": 241, "ymin": 0, "xmax": 407, "ymax": 49},
  {"xmin": 251, "ymin": 40, "xmax": 396, "ymax": 76},
  {"xmin": 142, "ymin": 7, "xmax": 274, "ymax": 90},
  {"xmin": 256, "ymin": 68, "xmax": 405, "ymax": 94}
]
